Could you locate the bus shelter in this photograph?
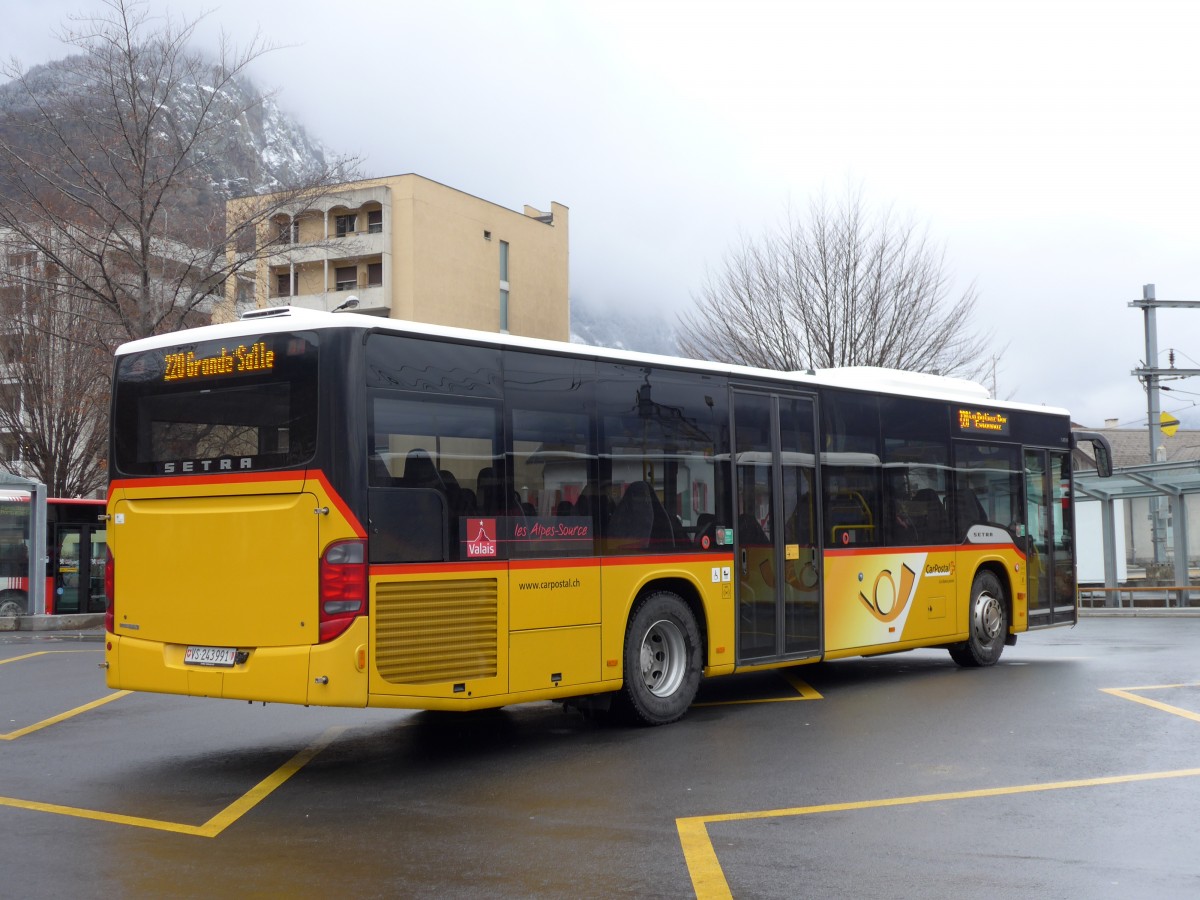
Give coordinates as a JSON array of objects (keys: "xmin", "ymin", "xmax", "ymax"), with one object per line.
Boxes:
[
  {"xmin": 1074, "ymin": 459, "xmax": 1200, "ymax": 605},
  {"xmin": 0, "ymin": 473, "xmax": 48, "ymax": 616}
]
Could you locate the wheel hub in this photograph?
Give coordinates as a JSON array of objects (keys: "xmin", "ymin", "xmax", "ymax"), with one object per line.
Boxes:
[
  {"xmin": 973, "ymin": 591, "xmax": 1003, "ymax": 641},
  {"xmin": 639, "ymin": 618, "xmax": 686, "ymax": 697}
]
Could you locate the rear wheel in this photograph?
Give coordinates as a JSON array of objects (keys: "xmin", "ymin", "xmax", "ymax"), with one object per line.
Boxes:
[
  {"xmin": 0, "ymin": 590, "xmax": 26, "ymax": 618},
  {"xmin": 615, "ymin": 590, "xmax": 702, "ymax": 726},
  {"xmin": 949, "ymin": 571, "xmax": 1007, "ymax": 667}
]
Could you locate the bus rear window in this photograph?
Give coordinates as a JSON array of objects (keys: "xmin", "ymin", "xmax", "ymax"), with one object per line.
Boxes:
[{"xmin": 113, "ymin": 332, "xmax": 319, "ymax": 477}]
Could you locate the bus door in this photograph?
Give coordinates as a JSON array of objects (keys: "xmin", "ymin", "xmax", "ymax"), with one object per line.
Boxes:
[
  {"xmin": 1024, "ymin": 449, "xmax": 1076, "ymax": 627},
  {"xmin": 732, "ymin": 389, "xmax": 821, "ymax": 663},
  {"xmin": 51, "ymin": 523, "xmax": 108, "ymax": 615}
]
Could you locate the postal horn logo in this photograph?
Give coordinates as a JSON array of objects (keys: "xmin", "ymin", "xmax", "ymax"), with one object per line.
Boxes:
[{"xmin": 859, "ymin": 562, "xmax": 918, "ymax": 624}]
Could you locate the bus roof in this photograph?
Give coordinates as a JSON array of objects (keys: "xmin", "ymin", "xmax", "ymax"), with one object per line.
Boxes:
[{"xmin": 115, "ymin": 306, "xmax": 1068, "ymax": 416}]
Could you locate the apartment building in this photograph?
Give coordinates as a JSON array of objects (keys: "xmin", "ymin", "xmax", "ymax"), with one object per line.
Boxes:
[{"xmin": 226, "ymin": 174, "xmax": 569, "ymax": 341}]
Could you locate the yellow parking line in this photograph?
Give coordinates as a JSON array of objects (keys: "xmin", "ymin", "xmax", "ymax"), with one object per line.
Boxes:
[
  {"xmin": 694, "ymin": 671, "xmax": 823, "ymax": 708},
  {"xmin": 1101, "ymin": 683, "xmax": 1200, "ymax": 724},
  {"xmin": 0, "ymin": 649, "xmax": 100, "ymax": 666},
  {"xmin": 678, "ymin": 767, "xmax": 1200, "ymax": 899},
  {"xmin": 200, "ymin": 725, "xmax": 344, "ymax": 836},
  {"xmin": 0, "ymin": 691, "xmax": 131, "ymax": 741},
  {"xmin": 679, "ymin": 682, "xmax": 1200, "ymax": 898},
  {"xmin": 0, "ymin": 725, "xmax": 344, "ymax": 837}
]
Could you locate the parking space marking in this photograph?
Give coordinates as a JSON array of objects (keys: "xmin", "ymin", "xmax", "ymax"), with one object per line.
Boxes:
[
  {"xmin": 693, "ymin": 671, "xmax": 823, "ymax": 707},
  {"xmin": 1, "ymin": 691, "xmax": 131, "ymax": 741},
  {"xmin": 677, "ymin": 682, "xmax": 1200, "ymax": 899},
  {"xmin": 0, "ymin": 649, "xmax": 100, "ymax": 666},
  {"xmin": 677, "ymin": 766, "xmax": 1200, "ymax": 899},
  {"xmin": 1101, "ymin": 683, "xmax": 1200, "ymax": 724},
  {"xmin": 0, "ymin": 725, "xmax": 345, "ymax": 837}
]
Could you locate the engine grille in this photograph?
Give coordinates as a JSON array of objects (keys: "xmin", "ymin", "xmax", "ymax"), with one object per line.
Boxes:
[{"xmin": 374, "ymin": 578, "xmax": 498, "ymax": 684}]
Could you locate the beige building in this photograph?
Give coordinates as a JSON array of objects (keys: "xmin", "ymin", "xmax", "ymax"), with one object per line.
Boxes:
[{"xmin": 227, "ymin": 174, "xmax": 569, "ymax": 340}]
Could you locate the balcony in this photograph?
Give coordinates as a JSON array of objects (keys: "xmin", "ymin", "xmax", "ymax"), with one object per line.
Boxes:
[{"xmin": 266, "ymin": 230, "xmax": 386, "ymax": 266}]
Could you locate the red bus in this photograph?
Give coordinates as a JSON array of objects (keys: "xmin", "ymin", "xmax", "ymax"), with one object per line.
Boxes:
[{"xmin": 0, "ymin": 492, "xmax": 107, "ymax": 617}]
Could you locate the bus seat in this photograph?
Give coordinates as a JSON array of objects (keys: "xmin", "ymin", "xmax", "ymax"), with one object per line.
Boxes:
[
  {"xmin": 610, "ymin": 482, "xmax": 674, "ymax": 550},
  {"xmin": 609, "ymin": 482, "xmax": 653, "ymax": 548},
  {"xmin": 575, "ymin": 485, "xmax": 613, "ymax": 532},
  {"xmin": 368, "ymin": 453, "xmax": 397, "ymax": 487},
  {"xmin": 911, "ymin": 488, "xmax": 947, "ymax": 544},
  {"xmin": 954, "ymin": 486, "xmax": 988, "ymax": 537},
  {"xmin": 404, "ymin": 449, "xmax": 444, "ymax": 490}
]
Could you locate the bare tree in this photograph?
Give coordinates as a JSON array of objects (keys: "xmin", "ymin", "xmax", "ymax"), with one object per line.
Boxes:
[
  {"xmin": 0, "ymin": 0, "xmax": 358, "ymax": 345},
  {"xmin": 0, "ymin": 244, "xmax": 111, "ymax": 496},
  {"xmin": 678, "ymin": 189, "xmax": 992, "ymax": 378}
]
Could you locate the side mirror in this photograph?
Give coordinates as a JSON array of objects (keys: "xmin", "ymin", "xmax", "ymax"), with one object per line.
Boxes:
[{"xmin": 1072, "ymin": 431, "xmax": 1114, "ymax": 478}]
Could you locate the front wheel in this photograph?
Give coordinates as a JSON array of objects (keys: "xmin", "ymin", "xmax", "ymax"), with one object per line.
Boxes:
[
  {"xmin": 615, "ymin": 590, "xmax": 702, "ymax": 726},
  {"xmin": 949, "ymin": 571, "xmax": 1008, "ymax": 667}
]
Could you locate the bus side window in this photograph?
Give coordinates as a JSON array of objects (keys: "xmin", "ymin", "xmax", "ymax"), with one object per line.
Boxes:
[{"xmin": 369, "ymin": 395, "xmax": 501, "ymax": 563}]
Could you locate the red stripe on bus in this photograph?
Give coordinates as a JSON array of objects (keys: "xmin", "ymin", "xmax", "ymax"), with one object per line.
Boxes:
[
  {"xmin": 108, "ymin": 469, "xmax": 365, "ymax": 537},
  {"xmin": 108, "ymin": 470, "xmax": 303, "ymax": 492},
  {"xmin": 370, "ymin": 553, "xmax": 734, "ymax": 578},
  {"xmin": 306, "ymin": 470, "xmax": 366, "ymax": 538}
]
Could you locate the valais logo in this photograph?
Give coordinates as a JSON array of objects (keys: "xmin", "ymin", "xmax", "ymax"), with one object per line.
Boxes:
[{"xmin": 466, "ymin": 518, "xmax": 498, "ymax": 558}]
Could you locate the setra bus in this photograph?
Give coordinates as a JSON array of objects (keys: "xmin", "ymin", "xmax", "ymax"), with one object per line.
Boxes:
[{"xmin": 104, "ymin": 307, "xmax": 1112, "ymax": 724}]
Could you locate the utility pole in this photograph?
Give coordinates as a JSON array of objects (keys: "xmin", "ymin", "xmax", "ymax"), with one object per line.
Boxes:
[
  {"xmin": 1140, "ymin": 284, "xmax": 1165, "ymax": 564},
  {"xmin": 1129, "ymin": 284, "xmax": 1200, "ymax": 572}
]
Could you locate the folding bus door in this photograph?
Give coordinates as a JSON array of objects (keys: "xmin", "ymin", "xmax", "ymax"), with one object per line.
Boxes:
[
  {"xmin": 1025, "ymin": 449, "xmax": 1076, "ymax": 627},
  {"xmin": 732, "ymin": 389, "xmax": 821, "ymax": 663}
]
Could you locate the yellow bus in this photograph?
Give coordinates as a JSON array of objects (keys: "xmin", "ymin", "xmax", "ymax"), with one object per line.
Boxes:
[{"xmin": 104, "ymin": 307, "xmax": 1112, "ymax": 724}]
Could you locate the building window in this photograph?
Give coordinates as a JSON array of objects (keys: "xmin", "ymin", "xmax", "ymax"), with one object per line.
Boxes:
[
  {"xmin": 335, "ymin": 214, "xmax": 356, "ymax": 238},
  {"xmin": 276, "ymin": 273, "xmax": 292, "ymax": 297},
  {"xmin": 0, "ymin": 433, "xmax": 19, "ymax": 464},
  {"xmin": 367, "ymin": 210, "xmax": 383, "ymax": 234},
  {"xmin": 335, "ymin": 266, "xmax": 357, "ymax": 291},
  {"xmin": 499, "ymin": 241, "xmax": 510, "ymax": 332},
  {"xmin": 367, "ymin": 262, "xmax": 383, "ymax": 287},
  {"xmin": 277, "ymin": 220, "xmax": 299, "ymax": 244}
]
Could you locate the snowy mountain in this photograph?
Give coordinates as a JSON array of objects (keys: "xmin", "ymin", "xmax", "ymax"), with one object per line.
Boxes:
[
  {"xmin": 570, "ymin": 296, "xmax": 682, "ymax": 357},
  {"xmin": 0, "ymin": 54, "xmax": 335, "ymax": 211}
]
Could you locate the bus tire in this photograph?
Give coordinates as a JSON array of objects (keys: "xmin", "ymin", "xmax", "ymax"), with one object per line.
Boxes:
[
  {"xmin": 949, "ymin": 571, "xmax": 1008, "ymax": 668},
  {"xmin": 0, "ymin": 590, "xmax": 26, "ymax": 618},
  {"xmin": 616, "ymin": 590, "xmax": 702, "ymax": 726}
]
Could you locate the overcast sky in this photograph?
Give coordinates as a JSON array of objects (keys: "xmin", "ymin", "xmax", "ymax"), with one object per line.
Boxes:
[{"xmin": 7, "ymin": 0, "xmax": 1200, "ymax": 435}]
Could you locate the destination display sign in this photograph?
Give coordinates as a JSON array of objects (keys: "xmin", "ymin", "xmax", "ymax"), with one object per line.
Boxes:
[
  {"xmin": 957, "ymin": 408, "xmax": 1010, "ymax": 435},
  {"xmin": 164, "ymin": 341, "xmax": 276, "ymax": 382}
]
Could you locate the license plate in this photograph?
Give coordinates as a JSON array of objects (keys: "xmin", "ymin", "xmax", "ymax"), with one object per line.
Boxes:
[{"xmin": 184, "ymin": 645, "xmax": 237, "ymax": 667}]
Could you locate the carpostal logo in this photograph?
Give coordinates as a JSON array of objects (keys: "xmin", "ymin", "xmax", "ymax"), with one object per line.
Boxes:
[
  {"xmin": 466, "ymin": 518, "xmax": 498, "ymax": 558},
  {"xmin": 924, "ymin": 561, "xmax": 954, "ymax": 577}
]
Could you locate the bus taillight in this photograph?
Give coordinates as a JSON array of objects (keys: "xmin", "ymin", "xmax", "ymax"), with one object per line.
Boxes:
[
  {"xmin": 104, "ymin": 546, "xmax": 115, "ymax": 634},
  {"xmin": 318, "ymin": 539, "xmax": 367, "ymax": 643}
]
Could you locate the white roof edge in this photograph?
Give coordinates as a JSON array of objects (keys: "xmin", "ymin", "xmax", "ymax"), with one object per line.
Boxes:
[{"xmin": 115, "ymin": 308, "xmax": 1070, "ymax": 415}]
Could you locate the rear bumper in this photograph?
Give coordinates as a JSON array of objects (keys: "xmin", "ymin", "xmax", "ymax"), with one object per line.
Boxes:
[{"xmin": 105, "ymin": 617, "xmax": 370, "ymax": 707}]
